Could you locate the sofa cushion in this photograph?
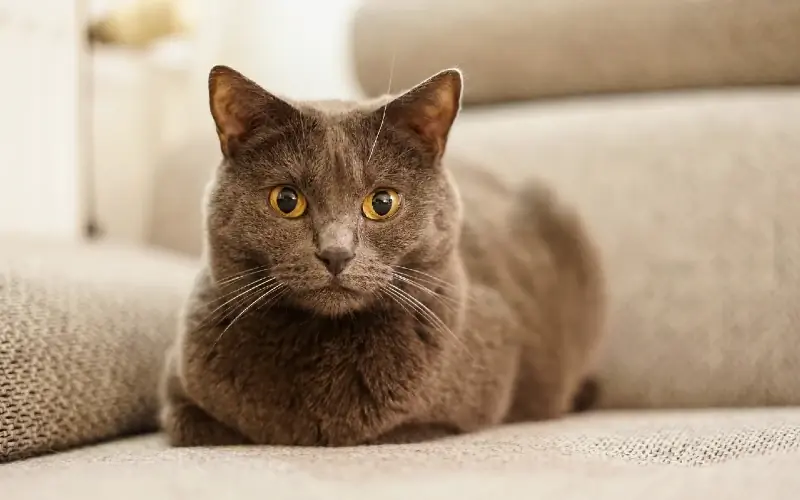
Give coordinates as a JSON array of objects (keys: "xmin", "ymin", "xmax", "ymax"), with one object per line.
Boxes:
[
  {"xmin": 2, "ymin": 409, "xmax": 800, "ymax": 498},
  {"xmin": 353, "ymin": 0, "xmax": 800, "ymax": 104},
  {"xmin": 0, "ymin": 239, "xmax": 197, "ymax": 462},
  {"xmin": 447, "ymin": 88, "xmax": 800, "ymax": 408}
]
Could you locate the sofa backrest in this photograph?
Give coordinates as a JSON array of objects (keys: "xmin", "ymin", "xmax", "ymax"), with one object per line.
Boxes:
[{"xmin": 353, "ymin": 0, "xmax": 800, "ymax": 105}]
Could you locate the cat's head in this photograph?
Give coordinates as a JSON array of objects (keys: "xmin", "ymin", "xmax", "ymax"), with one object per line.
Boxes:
[{"xmin": 204, "ymin": 66, "xmax": 463, "ymax": 316}]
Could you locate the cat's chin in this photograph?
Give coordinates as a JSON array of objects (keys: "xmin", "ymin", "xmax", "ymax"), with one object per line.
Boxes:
[{"xmin": 292, "ymin": 285, "xmax": 372, "ymax": 317}]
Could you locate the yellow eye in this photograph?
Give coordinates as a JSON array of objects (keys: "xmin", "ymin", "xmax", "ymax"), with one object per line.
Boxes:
[
  {"xmin": 362, "ymin": 188, "xmax": 401, "ymax": 220},
  {"xmin": 268, "ymin": 185, "xmax": 307, "ymax": 218}
]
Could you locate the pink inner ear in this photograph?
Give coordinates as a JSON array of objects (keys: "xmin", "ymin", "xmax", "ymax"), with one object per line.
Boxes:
[
  {"xmin": 415, "ymin": 112, "xmax": 448, "ymax": 155},
  {"xmin": 211, "ymin": 84, "xmax": 241, "ymax": 127},
  {"xmin": 410, "ymin": 89, "xmax": 458, "ymax": 156},
  {"xmin": 210, "ymin": 78, "xmax": 261, "ymax": 155}
]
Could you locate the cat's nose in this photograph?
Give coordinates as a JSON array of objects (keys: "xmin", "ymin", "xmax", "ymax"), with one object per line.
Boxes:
[{"xmin": 316, "ymin": 247, "xmax": 354, "ymax": 276}]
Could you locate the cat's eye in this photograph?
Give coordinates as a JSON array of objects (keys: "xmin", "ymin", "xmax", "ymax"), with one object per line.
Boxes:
[
  {"xmin": 362, "ymin": 188, "xmax": 401, "ymax": 221},
  {"xmin": 268, "ymin": 185, "xmax": 307, "ymax": 218}
]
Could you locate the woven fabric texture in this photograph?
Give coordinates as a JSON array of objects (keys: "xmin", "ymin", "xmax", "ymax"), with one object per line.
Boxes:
[
  {"xmin": 2, "ymin": 409, "xmax": 800, "ymax": 499},
  {"xmin": 0, "ymin": 239, "xmax": 196, "ymax": 462}
]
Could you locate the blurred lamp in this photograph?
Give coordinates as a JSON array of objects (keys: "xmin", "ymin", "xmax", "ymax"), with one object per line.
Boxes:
[{"xmin": 88, "ymin": 0, "xmax": 191, "ymax": 47}]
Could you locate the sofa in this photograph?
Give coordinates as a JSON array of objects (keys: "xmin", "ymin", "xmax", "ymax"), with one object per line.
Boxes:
[{"xmin": 3, "ymin": 0, "xmax": 800, "ymax": 497}]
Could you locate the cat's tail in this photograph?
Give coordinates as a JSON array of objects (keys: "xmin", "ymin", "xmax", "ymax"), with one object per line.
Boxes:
[{"xmin": 571, "ymin": 377, "xmax": 600, "ymax": 413}]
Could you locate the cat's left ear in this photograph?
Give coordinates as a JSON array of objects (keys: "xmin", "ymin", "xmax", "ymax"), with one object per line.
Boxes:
[
  {"xmin": 381, "ymin": 68, "xmax": 463, "ymax": 158},
  {"xmin": 208, "ymin": 65, "xmax": 298, "ymax": 157}
]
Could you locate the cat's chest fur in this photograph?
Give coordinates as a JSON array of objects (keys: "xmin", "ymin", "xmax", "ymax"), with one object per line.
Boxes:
[{"xmin": 182, "ymin": 304, "xmax": 438, "ymax": 445}]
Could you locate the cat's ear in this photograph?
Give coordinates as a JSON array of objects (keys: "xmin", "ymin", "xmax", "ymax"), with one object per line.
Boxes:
[
  {"xmin": 381, "ymin": 68, "xmax": 463, "ymax": 158},
  {"xmin": 208, "ymin": 65, "xmax": 297, "ymax": 157}
]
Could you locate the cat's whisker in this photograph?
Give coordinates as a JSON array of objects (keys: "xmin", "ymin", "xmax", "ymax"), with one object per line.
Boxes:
[
  {"xmin": 384, "ymin": 286, "xmax": 465, "ymax": 356},
  {"xmin": 215, "ymin": 267, "xmax": 256, "ymax": 282},
  {"xmin": 256, "ymin": 287, "xmax": 289, "ymax": 314},
  {"xmin": 386, "ymin": 284, "xmax": 451, "ymax": 333},
  {"xmin": 392, "ymin": 266, "xmax": 459, "ymax": 291},
  {"xmin": 367, "ymin": 51, "xmax": 395, "ymax": 164},
  {"xmin": 198, "ymin": 277, "xmax": 276, "ymax": 328},
  {"xmin": 392, "ymin": 267, "xmax": 477, "ymax": 305},
  {"xmin": 377, "ymin": 288, "xmax": 416, "ymax": 321},
  {"xmin": 392, "ymin": 274, "xmax": 459, "ymax": 311},
  {"xmin": 214, "ymin": 283, "xmax": 287, "ymax": 348},
  {"xmin": 385, "ymin": 284, "xmax": 471, "ymax": 359},
  {"xmin": 392, "ymin": 271, "xmax": 457, "ymax": 302},
  {"xmin": 216, "ymin": 266, "xmax": 269, "ymax": 286},
  {"xmin": 198, "ymin": 289, "xmax": 266, "ymax": 329},
  {"xmin": 214, "ymin": 276, "xmax": 276, "ymax": 301}
]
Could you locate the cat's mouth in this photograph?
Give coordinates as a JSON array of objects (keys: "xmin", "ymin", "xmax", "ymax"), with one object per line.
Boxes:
[
  {"xmin": 315, "ymin": 279, "xmax": 365, "ymax": 302},
  {"xmin": 294, "ymin": 282, "xmax": 368, "ymax": 316},
  {"xmin": 278, "ymin": 267, "xmax": 389, "ymax": 316},
  {"xmin": 327, "ymin": 278, "xmax": 359, "ymax": 293}
]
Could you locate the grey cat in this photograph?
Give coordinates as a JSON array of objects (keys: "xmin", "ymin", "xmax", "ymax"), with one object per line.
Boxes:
[{"xmin": 159, "ymin": 65, "xmax": 605, "ymax": 446}]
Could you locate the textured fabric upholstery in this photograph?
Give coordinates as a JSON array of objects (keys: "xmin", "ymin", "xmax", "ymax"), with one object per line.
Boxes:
[
  {"xmin": 0, "ymin": 239, "xmax": 197, "ymax": 462},
  {"xmin": 3, "ymin": 409, "xmax": 800, "ymax": 499}
]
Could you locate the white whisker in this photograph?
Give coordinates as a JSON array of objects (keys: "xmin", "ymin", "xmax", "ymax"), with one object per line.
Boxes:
[
  {"xmin": 216, "ymin": 266, "xmax": 269, "ymax": 286},
  {"xmin": 392, "ymin": 274, "xmax": 458, "ymax": 311},
  {"xmin": 386, "ymin": 283, "xmax": 471, "ymax": 359},
  {"xmin": 393, "ymin": 265, "xmax": 459, "ymax": 291},
  {"xmin": 367, "ymin": 51, "xmax": 396, "ymax": 164},
  {"xmin": 378, "ymin": 288, "xmax": 415, "ymax": 319},
  {"xmin": 256, "ymin": 287, "xmax": 289, "ymax": 313},
  {"xmin": 213, "ymin": 283, "xmax": 286, "ymax": 347},
  {"xmin": 198, "ymin": 276, "xmax": 275, "ymax": 328},
  {"xmin": 393, "ymin": 267, "xmax": 475, "ymax": 305}
]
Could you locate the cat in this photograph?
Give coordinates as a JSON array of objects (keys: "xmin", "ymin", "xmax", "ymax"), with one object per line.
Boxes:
[{"xmin": 159, "ymin": 65, "xmax": 606, "ymax": 446}]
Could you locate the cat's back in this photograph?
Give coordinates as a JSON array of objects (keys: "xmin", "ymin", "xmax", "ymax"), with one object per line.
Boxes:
[
  {"xmin": 450, "ymin": 159, "xmax": 605, "ymax": 415},
  {"xmin": 450, "ymin": 159, "xmax": 601, "ymax": 292}
]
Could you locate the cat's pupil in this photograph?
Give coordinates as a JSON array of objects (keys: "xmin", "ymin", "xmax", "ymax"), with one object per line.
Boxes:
[
  {"xmin": 372, "ymin": 191, "xmax": 393, "ymax": 216},
  {"xmin": 276, "ymin": 187, "xmax": 298, "ymax": 213}
]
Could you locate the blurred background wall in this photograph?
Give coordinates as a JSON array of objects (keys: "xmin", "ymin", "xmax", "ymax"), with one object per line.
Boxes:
[
  {"xmin": 3, "ymin": 0, "xmax": 799, "ymax": 257},
  {"xmin": 0, "ymin": 0, "xmax": 86, "ymax": 239},
  {"xmin": 0, "ymin": 0, "xmax": 363, "ymax": 245}
]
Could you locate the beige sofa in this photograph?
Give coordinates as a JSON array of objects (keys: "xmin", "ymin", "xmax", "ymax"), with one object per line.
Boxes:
[{"xmin": 3, "ymin": 0, "xmax": 800, "ymax": 496}]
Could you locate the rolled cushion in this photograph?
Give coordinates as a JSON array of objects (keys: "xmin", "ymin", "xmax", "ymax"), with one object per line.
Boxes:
[
  {"xmin": 0, "ymin": 239, "xmax": 197, "ymax": 462},
  {"xmin": 352, "ymin": 0, "xmax": 800, "ymax": 104}
]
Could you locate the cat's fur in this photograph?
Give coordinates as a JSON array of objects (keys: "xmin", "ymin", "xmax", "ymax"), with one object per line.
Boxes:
[{"xmin": 159, "ymin": 65, "xmax": 605, "ymax": 446}]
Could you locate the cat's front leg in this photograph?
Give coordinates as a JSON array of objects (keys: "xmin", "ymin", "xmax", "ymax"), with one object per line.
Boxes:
[
  {"xmin": 159, "ymin": 348, "xmax": 250, "ymax": 447},
  {"xmin": 369, "ymin": 423, "xmax": 461, "ymax": 445},
  {"xmin": 161, "ymin": 398, "xmax": 251, "ymax": 447}
]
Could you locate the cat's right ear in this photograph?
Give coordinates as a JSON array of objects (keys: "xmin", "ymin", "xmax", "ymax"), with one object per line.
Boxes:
[{"xmin": 208, "ymin": 65, "xmax": 297, "ymax": 157}]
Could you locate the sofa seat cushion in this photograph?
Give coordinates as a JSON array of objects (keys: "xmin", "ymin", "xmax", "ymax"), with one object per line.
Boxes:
[{"xmin": 3, "ymin": 409, "xmax": 800, "ymax": 499}]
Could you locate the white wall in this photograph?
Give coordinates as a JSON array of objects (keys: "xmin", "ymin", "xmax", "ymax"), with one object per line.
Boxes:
[
  {"xmin": 92, "ymin": 0, "xmax": 364, "ymax": 247},
  {"xmin": 0, "ymin": 0, "xmax": 364, "ymax": 245},
  {"xmin": 0, "ymin": 0, "xmax": 86, "ymax": 240},
  {"xmin": 200, "ymin": 0, "xmax": 362, "ymax": 101}
]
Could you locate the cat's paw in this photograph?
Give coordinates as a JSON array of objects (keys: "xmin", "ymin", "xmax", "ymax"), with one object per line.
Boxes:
[
  {"xmin": 161, "ymin": 400, "xmax": 250, "ymax": 447},
  {"xmin": 571, "ymin": 377, "xmax": 601, "ymax": 413}
]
